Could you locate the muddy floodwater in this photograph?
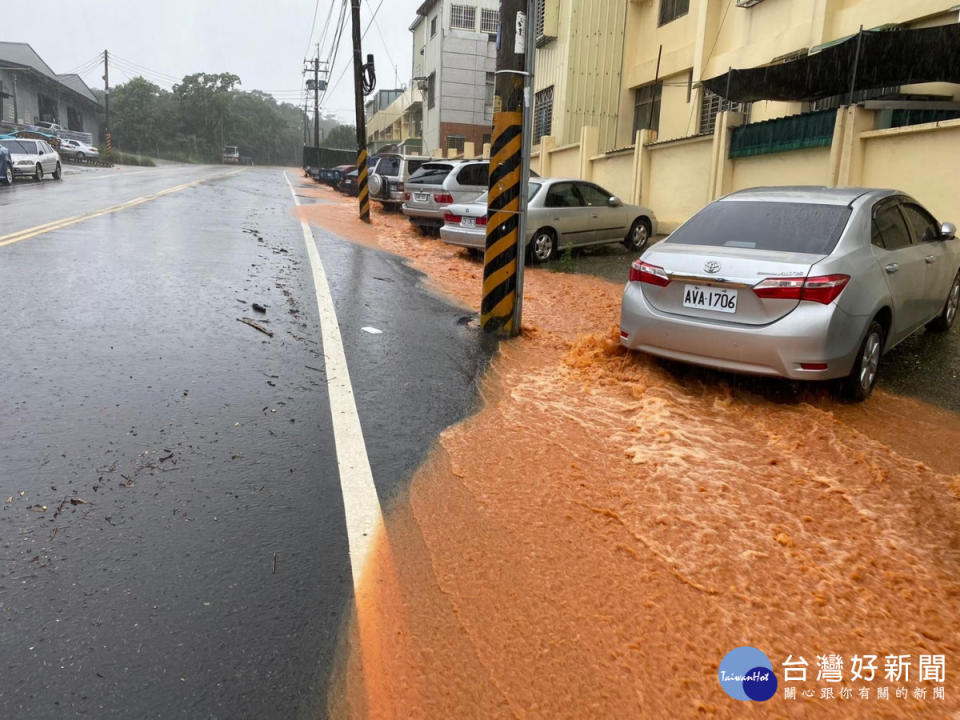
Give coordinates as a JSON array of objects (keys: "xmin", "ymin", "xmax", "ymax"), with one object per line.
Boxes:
[{"xmin": 293, "ymin": 178, "xmax": 960, "ymax": 719}]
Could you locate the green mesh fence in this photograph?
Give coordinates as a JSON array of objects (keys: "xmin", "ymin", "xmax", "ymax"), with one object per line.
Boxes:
[{"xmin": 729, "ymin": 109, "xmax": 837, "ymax": 158}]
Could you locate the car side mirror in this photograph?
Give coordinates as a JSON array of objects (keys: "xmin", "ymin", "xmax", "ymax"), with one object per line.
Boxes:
[
  {"xmin": 608, "ymin": 196, "xmax": 623, "ymax": 207},
  {"xmin": 941, "ymin": 222, "xmax": 956, "ymax": 239}
]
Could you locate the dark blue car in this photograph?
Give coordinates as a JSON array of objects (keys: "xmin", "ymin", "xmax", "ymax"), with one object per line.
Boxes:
[{"xmin": 0, "ymin": 144, "xmax": 12, "ymax": 185}]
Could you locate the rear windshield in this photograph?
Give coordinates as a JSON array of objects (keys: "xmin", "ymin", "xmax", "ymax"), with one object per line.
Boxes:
[
  {"xmin": 667, "ymin": 201, "xmax": 852, "ymax": 255},
  {"xmin": 377, "ymin": 156, "xmax": 400, "ymax": 176},
  {"xmin": 407, "ymin": 163, "xmax": 454, "ymax": 185}
]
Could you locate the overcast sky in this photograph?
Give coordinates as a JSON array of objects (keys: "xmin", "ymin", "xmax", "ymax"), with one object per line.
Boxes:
[{"xmin": 12, "ymin": 0, "xmax": 421, "ymax": 123}]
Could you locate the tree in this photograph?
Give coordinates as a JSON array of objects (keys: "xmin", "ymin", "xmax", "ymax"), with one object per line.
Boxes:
[{"xmin": 324, "ymin": 124, "xmax": 357, "ymax": 150}]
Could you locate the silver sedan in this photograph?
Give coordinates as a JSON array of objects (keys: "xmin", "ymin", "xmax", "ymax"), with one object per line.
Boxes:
[
  {"xmin": 439, "ymin": 178, "xmax": 657, "ymax": 262},
  {"xmin": 620, "ymin": 187, "xmax": 960, "ymax": 400}
]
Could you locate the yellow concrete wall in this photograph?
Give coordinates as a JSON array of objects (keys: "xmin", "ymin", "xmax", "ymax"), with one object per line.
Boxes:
[
  {"xmin": 730, "ymin": 147, "xmax": 832, "ymax": 193},
  {"xmin": 646, "ymin": 136, "xmax": 713, "ymax": 231},
  {"xmin": 826, "ymin": 0, "xmax": 959, "ymax": 39},
  {"xmin": 590, "ymin": 150, "xmax": 634, "ymax": 200},
  {"xmin": 860, "ymin": 119, "xmax": 960, "ymax": 223},
  {"xmin": 549, "ymin": 143, "xmax": 582, "ymax": 178}
]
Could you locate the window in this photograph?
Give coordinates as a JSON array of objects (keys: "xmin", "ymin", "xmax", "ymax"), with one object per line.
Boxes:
[
  {"xmin": 699, "ymin": 89, "xmax": 751, "ymax": 135},
  {"xmin": 450, "ymin": 5, "xmax": 476, "ymax": 30},
  {"xmin": 900, "ymin": 203, "xmax": 939, "ymax": 244},
  {"xmin": 667, "ymin": 202, "xmax": 852, "ymax": 254},
  {"xmin": 576, "ymin": 183, "xmax": 613, "ymax": 207},
  {"xmin": 545, "ymin": 182, "xmax": 584, "ymax": 209},
  {"xmin": 535, "ymin": 0, "xmax": 546, "ymax": 37},
  {"xmin": 632, "ymin": 82, "xmax": 662, "ymax": 134},
  {"xmin": 481, "ymin": 8, "xmax": 498, "ymax": 34},
  {"xmin": 430, "ymin": 15, "xmax": 438, "ymax": 37},
  {"xmin": 447, "ymin": 135, "xmax": 466, "ymax": 153},
  {"xmin": 456, "ymin": 162, "xmax": 488, "ymax": 186},
  {"xmin": 427, "ymin": 72, "xmax": 436, "ymax": 109},
  {"xmin": 482, "ymin": 133, "xmax": 491, "ymax": 146},
  {"xmin": 407, "ymin": 162, "xmax": 455, "ymax": 185},
  {"xmin": 872, "ymin": 204, "xmax": 912, "ymax": 250},
  {"xmin": 658, "ymin": 0, "xmax": 689, "ymax": 26},
  {"xmin": 534, "ymin": 86, "xmax": 554, "ymax": 142}
]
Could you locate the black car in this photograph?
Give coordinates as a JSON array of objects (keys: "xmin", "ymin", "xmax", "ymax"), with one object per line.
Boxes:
[
  {"xmin": 338, "ymin": 169, "xmax": 360, "ymax": 196},
  {"xmin": 316, "ymin": 167, "xmax": 344, "ymax": 186},
  {"xmin": 0, "ymin": 145, "xmax": 12, "ymax": 185}
]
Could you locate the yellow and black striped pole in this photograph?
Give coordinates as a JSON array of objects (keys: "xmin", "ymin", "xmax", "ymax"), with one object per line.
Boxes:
[
  {"xmin": 482, "ymin": 0, "xmax": 534, "ymax": 336},
  {"xmin": 350, "ymin": 0, "xmax": 371, "ymax": 223}
]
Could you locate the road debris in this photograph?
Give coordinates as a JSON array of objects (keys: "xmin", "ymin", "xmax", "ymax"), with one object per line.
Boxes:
[
  {"xmin": 252, "ymin": 303, "xmax": 267, "ymax": 314},
  {"xmin": 237, "ymin": 317, "xmax": 274, "ymax": 337}
]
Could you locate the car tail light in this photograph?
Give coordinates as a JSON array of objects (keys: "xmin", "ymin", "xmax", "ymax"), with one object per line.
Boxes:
[
  {"xmin": 753, "ymin": 274, "xmax": 850, "ymax": 304},
  {"xmin": 404, "ymin": 192, "xmax": 410, "ymax": 201},
  {"xmin": 434, "ymin": 193, "xmax": 454, "ymax": 204},
  {"xmin": 629, "ymin": 260, "xmax": 670, "ymax": 286},
  {"xmin": 476, "ymin": 215, "xmax": 488, "ymax": 226},
  {"xmin": 443, "ymin": 212, "xmax": 462, "ymax": 223},
  {"xmin": 800, "ymin": 362, "xmax": 829, "ymax": 370}
]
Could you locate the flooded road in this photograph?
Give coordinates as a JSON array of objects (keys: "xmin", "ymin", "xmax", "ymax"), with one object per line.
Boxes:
[{"xmin": 292, "ymin": 183, "xmax": 960, "ymax": 719}]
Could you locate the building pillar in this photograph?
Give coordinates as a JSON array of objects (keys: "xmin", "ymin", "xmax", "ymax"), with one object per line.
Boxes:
[
  {"xmin": 836, "ymin": 104, "xmax": 874, "ymax": 187},
  {"xmin": 539, "ymin": 135, "xmax": 556, "ymax": 177},
  {"xmin": 464, "ymin": 141, "xmax": 476, "ymax": 159},
  {"xmin": 635, "ymin": 129, "xmax": 656, "ymax": 207},
  {"xmin": 579, "ymin": 125, "xmax": 600, "ymax": 181},
  {"xmin": 709, "ymin": 110, "xmax": 743, "ymax": 200}
]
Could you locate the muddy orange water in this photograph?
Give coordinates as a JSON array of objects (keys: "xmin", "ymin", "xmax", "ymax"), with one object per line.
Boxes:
[{"xmin": 292, "ymin": 178, "xmax": 960, "ymax": 719}]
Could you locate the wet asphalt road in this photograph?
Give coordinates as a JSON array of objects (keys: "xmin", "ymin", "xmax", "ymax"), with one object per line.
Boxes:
[{"xmin": 0, "ymin": 166, "xmax": 493, "ymax": 718}]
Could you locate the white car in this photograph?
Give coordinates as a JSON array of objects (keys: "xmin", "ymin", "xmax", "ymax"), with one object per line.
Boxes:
[
  {"xmin": 60, "ymin": 138, "xmax": 100, "ymax": 161},
  {"xmin": 0, "ymin": 138, "xmax": 62, "ymax": 181}
]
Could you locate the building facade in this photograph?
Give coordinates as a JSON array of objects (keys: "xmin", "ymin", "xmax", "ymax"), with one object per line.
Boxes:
[{"xmin": 0, "ymin": 42, "xmax": 102, "ymax": 138}]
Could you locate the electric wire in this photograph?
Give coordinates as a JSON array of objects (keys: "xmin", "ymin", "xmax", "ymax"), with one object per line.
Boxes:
[{"xmin": 325, "ymin": 0, "xmax": 383, "ymax": 100}]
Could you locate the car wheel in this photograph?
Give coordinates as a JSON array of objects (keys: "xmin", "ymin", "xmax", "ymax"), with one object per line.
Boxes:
[
  {"xmin": 529, "ymin": 229, "xmax": 557, "ymax": 264},
  {"xmin": 842, "ymin": 320, "xmax": 883, "ymax": 401},
  {"xmin": 34, "ymin": 164, "xmax": 43, "ymax": 181},
  {"xmin": 1, "ymin": 165, "xmax": 12, "ymax": 185},
  {"xmin": 926, "ymin": 271, "xmax": 960, "ymax": 332},
  {"xmin": 77, "ymin": 152, "xmax": 85, "ymax": 162},
  {"xmin": 53, "ymin": 162, "xmax": 62, "ymax": 180},
  {"xmin": 624, "ymin": 217, "xmax": 651, "ymax": 251}
]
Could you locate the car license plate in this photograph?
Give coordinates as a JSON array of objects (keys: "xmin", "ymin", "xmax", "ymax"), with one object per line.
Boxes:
[
  {"xmin": 460, "ymin": 217, "xmax": 476, "ymax": 228},
  {"xmin": 682, "ymin": 284, "xmax": 738, "ymax": 313},
  {"xmin": 414, "ymin": 192, "xmax": 430, "ymax": 202}
]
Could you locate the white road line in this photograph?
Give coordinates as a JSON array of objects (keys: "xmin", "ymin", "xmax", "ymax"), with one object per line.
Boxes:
[{"xmin": 283, "ymin": 172, "xmax": 384, "ymax": 589}]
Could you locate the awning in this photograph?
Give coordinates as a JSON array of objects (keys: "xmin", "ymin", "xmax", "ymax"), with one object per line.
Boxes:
[{"xmin": 703, "ymin": 24, "xmax": 960, "ymax": 103}]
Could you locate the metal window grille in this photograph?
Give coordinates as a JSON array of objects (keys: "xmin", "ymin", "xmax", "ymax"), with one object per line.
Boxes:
[
  {"xmin": 430, "ymin": 15, "xmax": 438, "ymax": 37},
  {"xmin": 534, "ymin": 86, "xmax": 554, "ymax": 142},
  {"xmin": 451, "ymin": 5, "xmax": 476, "ymax": 30},
  {"xmin": 427, "ymin": 72, "xmax": 436, "ymax": 109},
  {"xmin": 658, "ymin": 0, "xmax": 689, "ymax": 26},
  {"xmin": 632, "ymin": 82, "xmax": 662, "ymax": 134},
  {"xmin": 699, "ymin": 89, "xmax": 751, "ymax": 135},
  {"xmin": 481, "ymin": 8, "xmax": 499, "ymax": 34},
  {"xmin": 535, "ymin": 0, "xmax": 546, "ymax": 38},
  {"xmin": 447, "ymin": 135, "xmax": 466, "ymax": 153}
]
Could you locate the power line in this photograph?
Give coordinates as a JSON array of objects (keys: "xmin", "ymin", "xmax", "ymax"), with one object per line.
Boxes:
[
  {"xmin": 326, "ymin": 0, "xmax": 383, "ymax": 100},
  {"xmin": 303, "ymin": 0, "xmax": 323, "ymax": 59}
]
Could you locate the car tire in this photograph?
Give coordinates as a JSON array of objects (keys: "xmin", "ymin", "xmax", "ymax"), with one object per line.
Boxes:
[
  {"xmin": 34, "ymin": 164, "xmax": 43, "ymax": 181},
  {"xmin": 624, "ymin": 217, "xmax": 651, "ymax": 251},
  {"xmin": 842, "ymin": 320, "xmax": 884, "ymax": 401},
  {"xmin": 1, "ymin": 164, "xmax": 12, "ymax": 185},
  {"xmin": 77, "ymin": 152, "xmax": 85, "ymax": 162},
  {"xmin": 926, "ymin": 271, "xmax": 960, "ymax": 332},
  {"xmin": 53, "ymin": 162, "xmax": 62, "ymax": 180},
  {"xmin": 529, "ymin": 228, "xmax": 557, "ymax": 264}
]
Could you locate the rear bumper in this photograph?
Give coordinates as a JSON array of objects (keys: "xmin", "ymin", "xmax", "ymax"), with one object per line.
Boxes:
[
  {"xmin": 440, "ymin": 225, "xmax": 485, "ymax": 249},
  {"xmin": 619, "ymin": 282, "xmax": 867, "ymax": 380},
  {"xmin": 402, "ymin": 204, "xmax": 444, "ymax": 226}
]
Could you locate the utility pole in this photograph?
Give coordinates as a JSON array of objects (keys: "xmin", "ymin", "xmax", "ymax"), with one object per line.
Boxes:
[
  {"xmin": 313, "ymin": 45, "xmax": 321, "ymax": 148},
  {"xmin": 303, "ymin": 97, "xmax": 308, "ymax": 145},
  {"xmin": 350, "ymin": 0, "xmax": 371, "ymax": 223},
  {"xmin": 481, "ymin": 0, "xmax": 535, "ymax": 336},
  {"xmin": 103, "ymin": 50, "xmax": 111, "ymax": 158}
]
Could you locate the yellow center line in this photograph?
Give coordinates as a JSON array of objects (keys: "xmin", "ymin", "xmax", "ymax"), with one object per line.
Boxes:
[{"xmin": 0, "ymin": 168, "xmax": 246, "ymax": 248}]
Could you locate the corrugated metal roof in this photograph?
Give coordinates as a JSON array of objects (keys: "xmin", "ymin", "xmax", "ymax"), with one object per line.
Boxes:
[{"xmin": 0, "ymin": 41, "xmax": 101, "ymax": 107}]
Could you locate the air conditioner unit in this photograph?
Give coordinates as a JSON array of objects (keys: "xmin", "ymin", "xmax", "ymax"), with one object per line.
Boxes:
[{"xmin": 736, "ymin": 0, "xmax": 765, "ymax": 7}]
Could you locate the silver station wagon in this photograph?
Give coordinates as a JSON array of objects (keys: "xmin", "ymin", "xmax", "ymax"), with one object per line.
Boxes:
[{"xmin": 619, "ymin": 187, "xmax": 960, "ymax": 400}]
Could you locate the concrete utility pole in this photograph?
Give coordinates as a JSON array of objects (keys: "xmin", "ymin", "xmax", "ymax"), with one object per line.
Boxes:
[
  {"xmin": 349, "ymin": 0, "xmax": 371, "ymax": 223},
  {"xmin": 481, "ymin": 0, "xmax": 535, "ymax": 336},
  {"xmin": 103, "ymin": 50, "xmax": 111, "ymax": 157},
  {"xmin": 313, "ymin": 49, "xmax": 321, "ymax": 148}
]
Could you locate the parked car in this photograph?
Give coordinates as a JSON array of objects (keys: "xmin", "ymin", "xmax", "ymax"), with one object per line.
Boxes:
[
  {"xmin": 368, "ymin": 153, "xmax": 431, "ymax": 210},
  {"xmin": 315, "ymin": 166, "xmax": 344, "ymax": 186},
  {"xmin": 0, "ymin": 144, "xmax": 13, "ymax": 185},
  {"xmin": 402, "ymin": 160, "xmax": 490, "ymax": 232},
  {"xmin": 0, "ymin": 138, "xmax": 61, "ymax": 181},
  {"xmin": 620, "ymin": 187, "xmax": 960, "ymax": 400},
  {"xmin": 337, "ymin": 157, "xmax": 380, "ymax": 196},
  {"xmin": 60, "ymin": 138, "xmax": 100, "ymax": 161},
  {"xmin": 34, "ymin": 121, "xmax": 63, "ymax": 133},
  {"xmin": 439, "ymin": 178, "xmax": 656, "ymax": 262}
]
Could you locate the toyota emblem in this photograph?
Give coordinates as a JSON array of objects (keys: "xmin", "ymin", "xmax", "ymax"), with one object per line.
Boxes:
[{"xmin": 704, "ymin": 261, "xmax": 721, "ymax": 274}]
